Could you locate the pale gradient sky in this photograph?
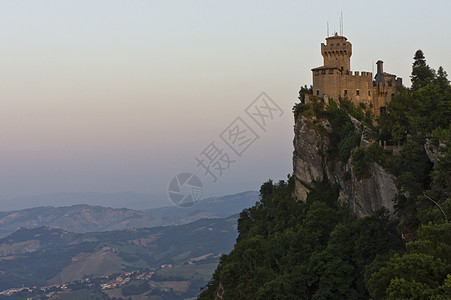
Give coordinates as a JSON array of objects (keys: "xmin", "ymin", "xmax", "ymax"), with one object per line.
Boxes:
[{"xmin": 0, "ymin": 1, "xmax": 450, "ymax": 207}]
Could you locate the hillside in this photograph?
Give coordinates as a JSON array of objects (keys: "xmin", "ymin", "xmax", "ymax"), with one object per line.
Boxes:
[
  {"xmin": 0, "ymin": 191, "xmax": 257, "ymax": 237},
  {"xmin": 0, "ymin": 215, "xmax": 238, "ymax": 295},
  {"xmin": 199, "ymin": 52, "xmax": 451, "ymax": 299}
]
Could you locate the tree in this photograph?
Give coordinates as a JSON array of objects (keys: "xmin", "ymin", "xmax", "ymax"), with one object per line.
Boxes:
[
  {"xmin": 411, "ymin": 50, "xmax": 435, "ymax": 91},
  {"xmin": 298, "ymin": 85, "xmax": 313, "ymax": 103},
  {"xmin": 368, "ymin": 223, "xmax": 451, "ymax": 299},
  {"xmin": 378, "ymin": 88, "xmax": 413, "ymax": 143}
]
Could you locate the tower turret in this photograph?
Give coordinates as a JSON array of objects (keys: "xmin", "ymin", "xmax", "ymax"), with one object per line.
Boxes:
[
  {"xmin": 375, "ymin": 60, "xmax": 385, "ymax": 84},
  {"xmin": 376, "ymin": 60, "xmax": 384, "ymax": 73},
  {"xmin": 321, "ymin": 33, "xmax": 352, "ymax": 72}
]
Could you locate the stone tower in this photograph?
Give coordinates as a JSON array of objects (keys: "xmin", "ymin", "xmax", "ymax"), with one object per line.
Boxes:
[{"xmin": 321, "ymin": 33, "xmax": 352, "ymax": 72}]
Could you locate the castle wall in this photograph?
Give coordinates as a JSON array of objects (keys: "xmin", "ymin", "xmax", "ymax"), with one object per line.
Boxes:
[
  {"xmin": 312, "ymin": 69, "xmax": 339, "ymax": 99},
  {"xmin": 311, "ymin": 35, "xmax": 402, "ymax": 116},
  {"xmin": 338, "ymin": 71, "xmax": 373, "ymax": 107},
  {"xmin": 313, "ymin": 69, "xmax": 373, "ymax": 108},
  {"xmin": 372, "ymin": 75, "xmax": 403, "ymax": 116}
]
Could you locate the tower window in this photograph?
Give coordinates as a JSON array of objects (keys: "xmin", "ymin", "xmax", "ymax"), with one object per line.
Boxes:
[
  {"xmin": 329, "ymin": 69, "xmax": 334, "ymax": 74},
  {"xmin": 344, "ymin": 90, "xmax": 348, "ymax": 96},
  {"xmin": 368, "ymin": 91, "xmax": 371, "ymax": 96},
  {"xmin": 316, "ymin": 90, "xmax": 320, "ymax": 96},
  {"xmin": 356, "ymin": 90, "xmax": 360, "ymax": 96}
]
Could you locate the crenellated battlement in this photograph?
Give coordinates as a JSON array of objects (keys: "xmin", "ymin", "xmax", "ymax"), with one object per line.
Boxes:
[
  {"xmin": 321, "ymin": 49, "xmax": 350, "ymax": 57},
  {"xmin": 346, "ymin": 71, "xmax": 373, "ymax": 77},
  {"xmin": 320, "ymin": 33, "xmax": 352, "ymax": 72},
  {"xmin": 311, "ymin": 34, "xmax": 402, "ymax": 116}
]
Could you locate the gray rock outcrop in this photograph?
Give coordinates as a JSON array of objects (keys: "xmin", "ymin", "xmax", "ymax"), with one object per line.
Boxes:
[{"xmin": 293, "ymin": 114, "xmax": 397, "ymax": 217}]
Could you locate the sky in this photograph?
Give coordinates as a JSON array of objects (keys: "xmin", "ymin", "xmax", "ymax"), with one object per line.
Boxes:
[{"xmin": 0, "ymin": 0, "xmax": 450, "ymax": 209}]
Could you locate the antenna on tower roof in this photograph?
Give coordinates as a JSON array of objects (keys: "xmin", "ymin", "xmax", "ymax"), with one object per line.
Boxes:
[
  {"xmin": 372, "ymin": 61, "xmax": 375, "ymax": 78},
  {"xmin": 339, "ymin": 11, "xmax": 344, "ymax": 36},
  {"xmin": 327, "ymin": 21, "xmax": 329, "ymax": 37}
]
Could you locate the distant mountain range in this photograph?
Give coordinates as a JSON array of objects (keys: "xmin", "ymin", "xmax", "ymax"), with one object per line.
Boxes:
[
  {"xmin": 0, "ymin": 191, "xmax": 168, "ymax": 211},
  {"xmin": 0, "ymin": 191, "xmax": 258, "ymax": 237}
]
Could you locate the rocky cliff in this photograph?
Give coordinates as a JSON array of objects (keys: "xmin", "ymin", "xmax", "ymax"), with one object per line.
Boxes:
[{"xmin": 293, "ymin": 114, "xmax": 397, "ymax": 217}]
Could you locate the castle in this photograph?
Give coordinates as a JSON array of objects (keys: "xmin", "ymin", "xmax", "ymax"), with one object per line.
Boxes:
[{"xmin": 311, "ymin": 33, "xmax": 402, "ymax": 115}]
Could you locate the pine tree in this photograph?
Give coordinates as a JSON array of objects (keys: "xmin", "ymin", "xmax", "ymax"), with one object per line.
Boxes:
[{"xmin": 411, "ymin": 50, "xmax": 435, "ymax": 91}]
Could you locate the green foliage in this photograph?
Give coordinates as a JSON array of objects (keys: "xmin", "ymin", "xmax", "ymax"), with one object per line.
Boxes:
[
  {"xmin": 409, "ymin": 81, "xmax": 451, "ymax": 135},
  {"xmin": 365, "ymin": 142, "xmax": 393, "ymax": 166},
  {"xmin": 411, "ymin": 50, "xmax": 436, "ymax": 91},
  {"xmin": 388, "ymin": 139, "xmax": 435, "ymax": 233},
  {"xmin": 392, "ymin": 139, "xmax": 432, "ymax": 187},
  {"xmin": 338, "ymin": 97, "xmax": 364, "ymax": 121},
  {"xmin": 292, "ymin": 102, "xmax": 311, "ymax": 120},
  {"xmin": 325, "ymin": 104, "xmax": 361, "ymax": 162},
  {"xmin": 199, "ymin": 178, "xmax": 402, "ymax": 299},
  {"xmin": 351, "ymin": 147, "xmax": 368, "ymax": 179},
  {"xmin": 352, "ymin": 141, "xmax": 395, "ymax": 180},
  {"xmin": 305, "ymin": 179, "xmax": 340, "ymax": 208},
  {"xmin": 298, "ymin": 84, "xmax": 313, "ymax": 103},
  {"xmin": 417, "ymin": 127, "xmax": 451, "ymax": 224},
  {"xmin": 368, "ymin": 223, "xmax": 451, "ymax": 299},
  {"xmin": 380, "ymin": 51, "xmax": 450, "ymax": 142},
  {"xmin": 378, "ymin": 88, "xmax": 413, "ymax": 143},
  {"xmin": 376, "ymin": 51, "xmax": 449, "ymax": 235}
]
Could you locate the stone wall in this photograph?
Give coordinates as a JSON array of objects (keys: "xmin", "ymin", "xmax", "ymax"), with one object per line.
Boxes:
[
  {"xmin": 311, "ymin": 35, "xmax": 402, "ymax": 116},
  {"xmin": 312, "ymin": 69, "xmax": 374, "ymax": 106}
]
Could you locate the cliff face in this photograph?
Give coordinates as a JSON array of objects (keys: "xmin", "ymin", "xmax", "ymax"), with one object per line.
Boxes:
[{"xmin": 293, "ymin": 115, "xmax": 397, "ymax": 217}]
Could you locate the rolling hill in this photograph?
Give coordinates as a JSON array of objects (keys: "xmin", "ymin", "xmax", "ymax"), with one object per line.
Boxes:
[
  {"xmin": 0, "ymin": 215, "xmax": 239, "ymax": 291},
  {"xmin": 0, "ymin": 191, "xmax": 258, "ymax": 237}
]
